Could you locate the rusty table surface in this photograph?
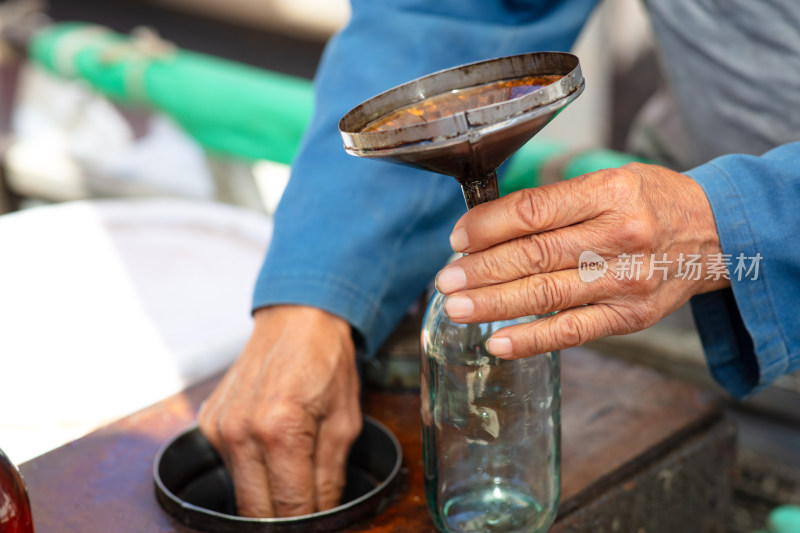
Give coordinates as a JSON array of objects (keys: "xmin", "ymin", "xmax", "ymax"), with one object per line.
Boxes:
[{"xmin": 21, "ymin": 347, "xmax": 723, "ymax": 532}]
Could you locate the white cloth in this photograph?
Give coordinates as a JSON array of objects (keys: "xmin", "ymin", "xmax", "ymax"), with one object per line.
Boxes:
[{"xmin": 0, "ymin": 199, "xmax": 272, "ymax": 463}]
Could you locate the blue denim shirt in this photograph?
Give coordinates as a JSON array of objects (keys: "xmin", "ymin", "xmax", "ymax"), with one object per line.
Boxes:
[
  {"xmin": 688, "ymin": 144, "xmax": 800, "ymax": 397},
  {"xmin": 254, "ymin": 0, "xmax": 800, "ymax": 398}
]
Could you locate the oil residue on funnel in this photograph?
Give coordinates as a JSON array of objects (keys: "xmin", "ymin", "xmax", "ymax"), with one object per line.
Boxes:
[{"xmin": 361, "ymin": 75, "xmax": 562, "ymax": 133}]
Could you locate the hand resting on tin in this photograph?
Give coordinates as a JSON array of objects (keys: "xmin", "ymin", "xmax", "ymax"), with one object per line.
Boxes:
[{"xmin": 198, "ymin": 305, "xmax": 362, "ymax": 518}]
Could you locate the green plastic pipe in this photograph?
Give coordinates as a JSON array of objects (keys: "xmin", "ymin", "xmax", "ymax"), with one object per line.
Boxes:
[
  {"xmin": 499, "ymin": 138, "xmax": 567, "ymax": 195},
  {"xmin": 501, "ymin": 142, "xmax": 652, "ymax": 195},
  {"xmin": 768, "ymin": 505, "xmax": 800, "ymax": 533},
  {"xmin": 30, "ymin": 22, "xmax": 314, "ymax": 163}
]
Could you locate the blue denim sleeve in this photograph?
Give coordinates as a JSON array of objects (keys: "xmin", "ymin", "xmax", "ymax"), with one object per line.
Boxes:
[
  {"xmin": 686, "ymin": 141, "xmax": 800, "ymax": 398},
  {"xmin": 252, "ymin": 0, "xmax": 598, "ymax": 355}
]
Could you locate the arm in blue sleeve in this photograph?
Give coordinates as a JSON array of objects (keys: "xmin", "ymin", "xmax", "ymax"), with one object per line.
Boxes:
[
  {"xmin": 687, "ymin": 141, "xmax": 800, "ymax": 398},
  {"xmin": 253, "ymin": 0, "xmax": 599, "ymax": 355}
]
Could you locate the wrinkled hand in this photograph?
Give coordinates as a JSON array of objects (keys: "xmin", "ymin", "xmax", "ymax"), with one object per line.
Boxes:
[
  {"xmin": 435, "ymin": 163, "xmax": 731, "ymax": 358},
  {"xmin": 198, "ymin": 305, "xmax": 361, "ymax": 518}
]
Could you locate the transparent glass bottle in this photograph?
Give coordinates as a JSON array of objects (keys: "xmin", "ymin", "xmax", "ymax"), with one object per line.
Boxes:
[{"xmin": 420, "ymin": 291, "xmax": 560, "ymax": 533}]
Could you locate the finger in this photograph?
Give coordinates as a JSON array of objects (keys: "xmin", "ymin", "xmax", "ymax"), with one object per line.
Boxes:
[
  {"xmin": 443, "ymin": 267, "xmax": 620, "ymax": 323},
  {"xmin": 450, "ymin": 171, "xmax": 619, "ymax": 253},
  {"xmin": 197, "ymin": 367, "xmax": 237, "ymax": 426},
  {"xmin": 485, "ymin": 304, "xmax": 638, "ymax": 358},
  {"xmin": 436, "ymin": 219, "xmax": 619, "ymax": 294},
  {"xmin": 256, "ymin": 404, "xmax": 318, "ymax": 517},
  {"xmin": 198, "ymin": 359, "xmax": 250, "ymax": 442},
  {"xmin": 313, "ymin": 411, "xmax": 362, "ymax": 511},
  {"xmin": 231, "ymin": 449, "xmax": 275, "ymax": 517},
  {"xmin": 214, "ymin": 415, "xmax": 276, "ymax": 518}
]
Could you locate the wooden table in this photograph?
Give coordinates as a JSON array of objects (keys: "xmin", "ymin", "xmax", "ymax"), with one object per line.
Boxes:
[{"xmin": 21, "ymin": 347, "xmax": 736, "ymax": 532}]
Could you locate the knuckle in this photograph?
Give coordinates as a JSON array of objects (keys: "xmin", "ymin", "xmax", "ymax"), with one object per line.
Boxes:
[
  {"xmin": 317, "ymin": 475, "xmax": 346, "ymax": 501},
  {"xmin": 513, "ymin": 188, "xmax": 548, "ymax": 230},
  {"xmin": 253, "ymin": 404, "xmax": 313, "ymax": 451},
  {"xmin": 616, "ymin": 218, "xmax": 652, "ymax": 250},
  {"xmin": 319, "ymin": 488, "xmax": 345, "ymax": 507},
  {"xmin": 519, "ymin": 235, "xmax": 552, "ymax": 274},
  {"xmin": 556, "ymin": 313, "xmax": 589, "ymax": 347},
  {"xmin": 343, "ymin": 415, "xmax": 363, "ymax": 444},
  {"xmin": 327, "ymin": 418, "xmax": 363, "ymax": 449},
  {"xmin": 197, "ymin": 403, "xmax": 212, "ymax": 428},
  {"xmin": 623, "ymin": 161, "xmax": 649, "ymax": 174},
  {"xmin": 526, "ymin": 275, "xmax": 562, "ymax": 313},
  {"xmin": 606, "ymin": 168, "xmax": 639, "ymax": 203},
  {"xmin": 475, "ymin": 251, "xmax": 505, "ymax": 284},
  {"xmin": 592, "ymin": 168, "xmax": 624, "ymax": 198},
  {"xmin": 197, "ymin": 422, "xmax": 220, "ymax": 450},
  {"xmin": 273, "ymin": 496, "xmax": 312, "ymax": 517},
  {"xmin": 217, "ymin": 415, "xmax": 250, "ymax": 447},
  {"xmin": 197, "ymin": 407, "xmax": 219, "ymax": 440}
]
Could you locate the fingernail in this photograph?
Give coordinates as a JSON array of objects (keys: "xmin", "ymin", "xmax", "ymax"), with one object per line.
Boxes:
[
  {"xmin": 436, "ymin": 266, "xmax": 467, "ymax": 293},
  {"xmin": 444, "ymin": 295, "xmax": 474, "ymax": 319},
  {"xmin": 486, "ymin": 337, "xmax": 513, "ymax": 357},
  {"xmin": 450, "ymin": 227, "xmax": 469, "ymax": 252}
]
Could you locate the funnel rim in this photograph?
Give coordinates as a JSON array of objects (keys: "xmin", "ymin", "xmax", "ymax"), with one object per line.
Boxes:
[
  {"xmin": 343, "ymin": 81, "xmax": 583, "ymax": 161},
  {"xmin": 339, "ymin": 51, "xmax": 582, "ymax": 154}
]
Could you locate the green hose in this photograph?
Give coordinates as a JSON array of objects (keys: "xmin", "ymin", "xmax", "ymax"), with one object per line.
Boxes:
[
  {"xmin": 30, "ymin": 22, "xmax": 314, "ymax": 163},
  {"xmin": 500, "ymin": 140, "xmax": 652, "ymax": 196},
  {"xmin": 768, "ymin": 505, "xmax": 800, "ymax": 533}
]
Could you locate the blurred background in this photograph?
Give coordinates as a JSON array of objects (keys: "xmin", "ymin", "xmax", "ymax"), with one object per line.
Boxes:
[{"xmin": 0, "ymin": 1, "xmax": 797, "ymax": 531}]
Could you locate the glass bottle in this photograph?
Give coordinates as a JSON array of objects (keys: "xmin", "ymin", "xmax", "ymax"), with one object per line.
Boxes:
[
  {"xmin": 0, "ymin": 447, "xmax": 35, "ymax": 533},
  {"xmin": 420, "ymin": 291, "xmax": 560, "ymax": 533}
]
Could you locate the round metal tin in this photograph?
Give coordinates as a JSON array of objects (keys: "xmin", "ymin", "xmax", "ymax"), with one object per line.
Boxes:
[{"xmin": 154, "ymin": 416, "xmax": 403, "ymax": 532}]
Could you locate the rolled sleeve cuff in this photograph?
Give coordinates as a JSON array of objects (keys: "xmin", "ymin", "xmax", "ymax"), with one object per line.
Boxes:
[
  {"xmin": 687, "ymin": 162, "xmax": 789, "ymax": 398},
  {"xmin": 252, "ymin": 270, "xmax": 392, "ymax": 358}
]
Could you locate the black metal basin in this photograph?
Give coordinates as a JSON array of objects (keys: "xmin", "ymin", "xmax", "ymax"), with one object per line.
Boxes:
[{"xmin": 154, "ymin": 416, "xmax": 402, "ymax": 532}]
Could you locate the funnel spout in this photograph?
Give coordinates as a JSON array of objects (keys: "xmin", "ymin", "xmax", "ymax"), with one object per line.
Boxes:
[{"xmin": 461, "ymin": 172, "xmax": 499, "ymax": 209}]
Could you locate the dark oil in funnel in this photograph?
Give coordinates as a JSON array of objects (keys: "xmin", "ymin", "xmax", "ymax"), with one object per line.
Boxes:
[{"xmin": 361, "ymin": 75, "xmax": 562, "ymax": 132}]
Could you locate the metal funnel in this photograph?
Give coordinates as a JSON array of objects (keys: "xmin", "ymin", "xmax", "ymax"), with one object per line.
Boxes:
[{"xmin": 339, "ymin": 52, "xmax": 584, "ymax": 208}]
